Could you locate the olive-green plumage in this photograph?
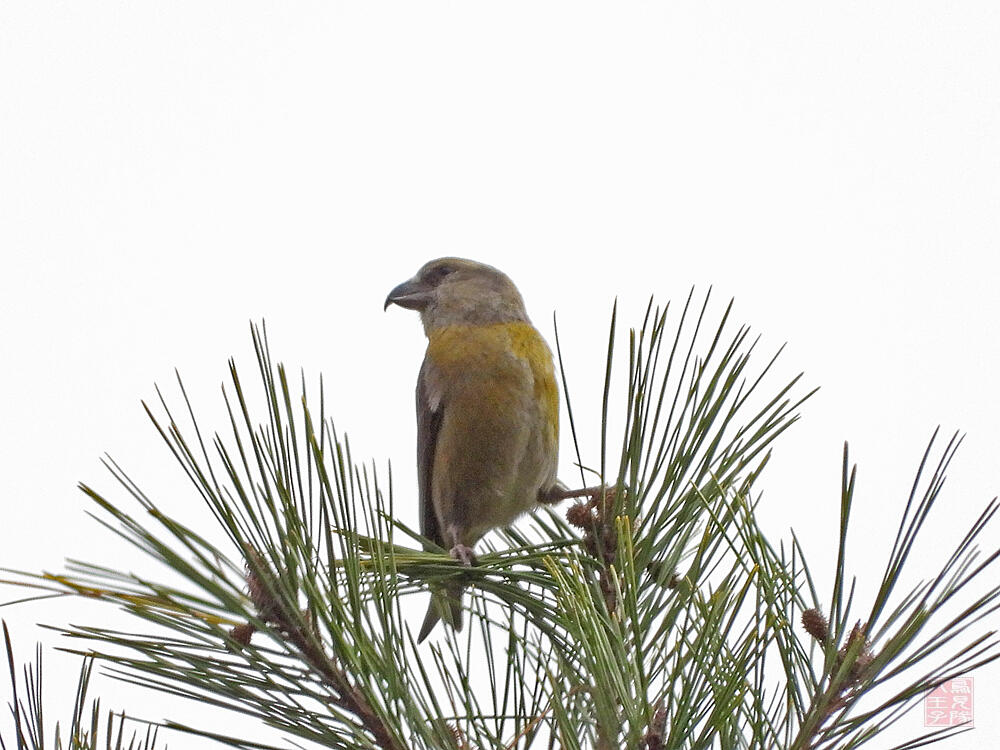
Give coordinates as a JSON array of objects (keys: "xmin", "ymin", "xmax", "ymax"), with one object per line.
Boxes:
[{"xmin": 385, "ymin": 258, "xmax": 559, "ymax": 640}]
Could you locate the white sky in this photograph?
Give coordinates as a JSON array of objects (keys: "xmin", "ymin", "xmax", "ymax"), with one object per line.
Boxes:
[{"xmin": 2, "ymin": 2, "xmax": 998, "ymax": 748}]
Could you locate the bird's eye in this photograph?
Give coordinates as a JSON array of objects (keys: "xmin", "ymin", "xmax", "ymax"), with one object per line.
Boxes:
[{"xmin": 427, "ymin": 265, "xmax": 454, "ymax": 283}]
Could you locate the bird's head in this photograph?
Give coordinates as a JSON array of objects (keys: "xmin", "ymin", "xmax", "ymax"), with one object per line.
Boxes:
[{"xmin": 384, "ymin": 257, "xmax": 529, "ymax": 333}]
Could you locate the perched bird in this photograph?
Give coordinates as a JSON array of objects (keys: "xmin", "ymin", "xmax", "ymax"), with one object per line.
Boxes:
[{"xmin": 385, "ymin": 257, "xmax": 560, "ymax": 640}]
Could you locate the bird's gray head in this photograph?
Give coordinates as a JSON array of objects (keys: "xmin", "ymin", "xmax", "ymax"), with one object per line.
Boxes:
[{"xmin": 384, "ymin": 257, "xmax": 529, "ymax": 333}]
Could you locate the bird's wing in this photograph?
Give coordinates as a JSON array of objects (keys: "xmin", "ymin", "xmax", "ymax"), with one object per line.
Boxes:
[{"xmin": 416, "ymin": 355, "xmax": 445, "ymax": 550}]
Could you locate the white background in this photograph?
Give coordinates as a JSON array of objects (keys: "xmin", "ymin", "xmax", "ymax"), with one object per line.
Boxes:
[{"xmin": 2, "ymin": 2, "xmax": 998, "ymax": 748}]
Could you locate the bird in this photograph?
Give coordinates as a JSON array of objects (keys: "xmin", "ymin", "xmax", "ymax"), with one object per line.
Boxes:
[{"xmin": 385, "ymin": 257, "xmax": 560, "ymax": 641}]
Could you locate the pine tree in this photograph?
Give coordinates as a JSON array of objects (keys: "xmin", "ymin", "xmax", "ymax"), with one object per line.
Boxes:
[{"xmin": 4, "ymin": 294, "xmax": 999, "ymax": 749}]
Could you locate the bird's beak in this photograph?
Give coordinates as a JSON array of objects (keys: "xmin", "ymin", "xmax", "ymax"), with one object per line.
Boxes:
[{"xmin": 384, "ymin": 277, "xmax": 433, "ymax": 311}]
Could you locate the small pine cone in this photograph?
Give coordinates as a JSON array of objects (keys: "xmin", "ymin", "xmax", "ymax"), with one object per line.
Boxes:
[
  {"xmin": 230, "ymin": 622, "xmax": 255, "ymax": 646},
  {"xmin": 802, "ymin": 608, "xmax": 830, "ymax": 644},
  {"xmin": 246, "ymin": 568, "xmax": 280, "ymax": 622},
  {"xmin": 839, "ymin": 622, "xmax": 874, "ymax": 684},
  {"xmin": 837, "ymin": 622, "xmax": 867, "ymax": 659},
  {"xmin": 566, "ymin": 502, "xmax": 593, "ymax": 529},
  {"xmin": 594, "ymin": 486, "xmax": 616, "ymax": 518},
  {"xmin": 244, "ymin": 549, "xmax": 285, "ymax": 625},
  {"xmin": 643, "ymin": 704, "xmax": 667, "ymax": 750}
]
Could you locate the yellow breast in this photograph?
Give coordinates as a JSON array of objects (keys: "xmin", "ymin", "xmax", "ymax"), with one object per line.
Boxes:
[{"xmin": 426, "ymin": 322, "xmax": 559, "ymax": 444}]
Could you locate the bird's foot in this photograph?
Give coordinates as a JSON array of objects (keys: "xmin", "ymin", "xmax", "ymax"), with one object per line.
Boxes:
[
  {"xmin": 540, "ymin": 483, "xmax": 612, "ymax": 505},
  {"xmin": 449, "ymin": 544, "xmax": 478, "ymax": 567}
]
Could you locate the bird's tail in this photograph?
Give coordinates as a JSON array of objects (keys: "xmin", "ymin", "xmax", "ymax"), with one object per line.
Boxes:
[{"xmin": 417, "ymin": 582, "xmax": 464, "ymax": 642}]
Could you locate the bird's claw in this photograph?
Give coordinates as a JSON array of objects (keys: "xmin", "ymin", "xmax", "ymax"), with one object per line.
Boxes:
[{"xmin": 449, "ymin": 544, "xmax": 478, "ymax": 567}]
